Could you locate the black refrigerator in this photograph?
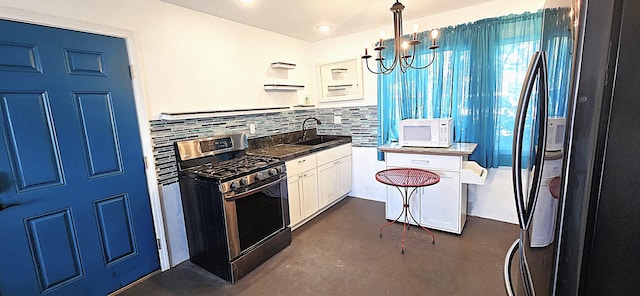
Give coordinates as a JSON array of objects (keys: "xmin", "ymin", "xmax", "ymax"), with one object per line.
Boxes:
[{"xmin": 504, "ymin": 0, "xmax": 640, "ymax": 295}]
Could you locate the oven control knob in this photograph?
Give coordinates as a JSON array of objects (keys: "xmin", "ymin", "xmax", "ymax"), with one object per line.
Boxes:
[
  {"xmin": 239, "ymin": 177, "xmax": 249, "ymax": 185},
  {"xmin": 255, "ymin": 172, "xmax": 266, "ymax": 180},
  {"xmin": 230, "ymin": 181, "xmax": 240, "ymax": 190},
  {"xmin": 268, "ymin": 168, "xmax": 278, "ymax": 176},
  {"xmin": 276, "ymin": 166, "xmax": 284, "ymax": 174}
]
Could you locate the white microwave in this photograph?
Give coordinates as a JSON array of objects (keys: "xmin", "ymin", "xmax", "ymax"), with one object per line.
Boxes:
[
  {"xmin": 398, "ymin": 118, "xmax": 453, "ymax": 148},
  {"xmin": 546, "ymin": 117, "xmax": 566, "ymax": 152}
]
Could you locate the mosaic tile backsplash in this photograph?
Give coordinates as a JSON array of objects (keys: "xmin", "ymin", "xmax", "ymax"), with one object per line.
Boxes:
[{"xmin": 150, "ymin": 105, "xmax": 378, "ymax": 185}]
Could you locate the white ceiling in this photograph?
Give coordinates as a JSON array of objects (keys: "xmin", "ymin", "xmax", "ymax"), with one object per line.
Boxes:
[{"xmin": 161, "ymin": 0, "xmax": 496, "ymax": 42}]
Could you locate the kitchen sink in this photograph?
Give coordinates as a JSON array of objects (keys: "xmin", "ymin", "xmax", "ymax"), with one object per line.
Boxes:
[{"xmin": 293, "ymin": 136, "xmax": 341, "ymax": 146}]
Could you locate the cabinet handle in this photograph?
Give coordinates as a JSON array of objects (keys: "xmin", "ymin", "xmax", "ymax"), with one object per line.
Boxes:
[{"xmin": 411, "ymin": 159, "xmax": 430, "ymax": 164}]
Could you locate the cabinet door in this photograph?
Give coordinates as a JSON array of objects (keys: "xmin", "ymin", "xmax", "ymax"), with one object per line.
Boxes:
[
  {"xmin": 301, "ymin": 169, "xmax": 319, "ymax": 218},
  {"xmin": 336, "ymin": 156, "xmax": 352, "ymax": 198},
  {"xmin": 317, "ymin": 162, "xmax": 336, "ymax": 209},
  {"xmin": 420, "ymin": 170, "xmax": 461, "ymax": 233},
  {"xmin": 287, "ymin": 176, "xmax": 303, "ymax": 226}
]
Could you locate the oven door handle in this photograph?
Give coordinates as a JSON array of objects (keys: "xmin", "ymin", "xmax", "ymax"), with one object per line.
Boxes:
[{"xmin": 224, "ymin": 176, "xmax": 286, "ymax": 201}]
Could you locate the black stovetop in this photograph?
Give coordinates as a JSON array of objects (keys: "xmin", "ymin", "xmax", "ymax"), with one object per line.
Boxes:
[{"xmin": 181, "ymin": 155, "xmax": 282, "ymax": 181}]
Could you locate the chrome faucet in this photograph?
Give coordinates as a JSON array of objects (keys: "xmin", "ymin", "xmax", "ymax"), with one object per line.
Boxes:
[{"xmin": 300, "ymin": 117, "xmax": 322, "ymax": 141}]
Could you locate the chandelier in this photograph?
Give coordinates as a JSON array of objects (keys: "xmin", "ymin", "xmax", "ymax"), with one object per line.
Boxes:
[{"xmin": 361, "ymin": 0, "xmax": 439, "ymax": 74}]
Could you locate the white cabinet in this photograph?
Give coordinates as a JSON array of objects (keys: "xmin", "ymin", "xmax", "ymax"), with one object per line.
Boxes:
[
  {"xmin": 384, "ymin": 151, "xmax": 480, "ymax": 234},
  {"xmin": 419, "ymin": 170, "xmax": 464, "ymax": 232},
  {"xmin": 335, "ymin": 155, "xmax": 352, "ymax": 199},
  {"xmin": 286, "ymin": 154, "xmax": 318, "ymax": 227},
  {"xmin": 317, "ymin": 163, "xmax": 335, "ymax": 209},
  {"xmin": 286, "ymin": 143, "xmax": 352, "ymax": 229},
  {"xmin": 287, "ymin": 176, "xmax": 303, "ymax": 226},
  {"xmin": 317, "ymin": 145, "xmax": 352, "ymax": 208}
]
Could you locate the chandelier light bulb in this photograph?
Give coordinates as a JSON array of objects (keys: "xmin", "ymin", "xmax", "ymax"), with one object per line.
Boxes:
[
  {"xmin": 402, "ymin": 41, "xmax": 408, "ymax": 50},
  {"xmin": 412, "ymin": 23, "xmax": 419, "ymax": 33},
  {"xmin": 379, "ymin": 30, "xmax": 386, "ymax": 39},
  {"xmin": 431, "ymin": 29, "xmax": 439, "ymax": 40}
]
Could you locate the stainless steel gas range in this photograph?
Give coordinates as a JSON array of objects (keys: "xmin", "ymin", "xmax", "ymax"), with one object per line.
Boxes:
[{"xmin": 175, "ymin": 133, "xmax": 291, "ymax": 283}]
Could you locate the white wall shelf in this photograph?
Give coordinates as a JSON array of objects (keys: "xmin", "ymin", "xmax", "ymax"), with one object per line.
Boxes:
[
  {"xmin": 264, "ymin": 84, "xmax": 304, "ymax": 91},
  {"xmin": 327, "ymin": 84, "xmax": 354, "ymax": 91},
  {"xmin": 159, "ymin": 106, "xmax": 290, "ymax": 120},
  {"xmin": 270, "ymin": 62, "xmax": 296, "ymax": 69}
]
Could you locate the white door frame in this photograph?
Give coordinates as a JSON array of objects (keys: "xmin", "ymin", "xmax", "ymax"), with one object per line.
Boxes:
[{"xmin": 0, "ymin": 7, "xmax": 171, "ymax": 271}]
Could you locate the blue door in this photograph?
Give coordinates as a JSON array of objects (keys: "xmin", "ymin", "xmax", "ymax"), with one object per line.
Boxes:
[{"xmin": 0, "ymin": 20, "xmax": 159, "ymax": 295}]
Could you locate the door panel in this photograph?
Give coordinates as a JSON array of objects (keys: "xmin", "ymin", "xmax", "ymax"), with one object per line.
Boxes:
[
  {"xmin": 301, "ymin": 170, "xmax": 318, "ymax": 217},
  {"xmin": 63, "ymin": 49, "xmax": 107, "ymax": 76},
  {"xmin": 0, "ymin": 41, "xmax": 42, "ymax": 73},
  {"xmin": 420, "ymin": 170, "xmax": 460, "ymax": 232},
  {"xmin": 94, "ymin": 194, "xmax": 136, "ymax": 264},
  {"xmin": 0, "ymin": 20, "xmax": 158, "ymax": 295},
  {"xmin": 0, "ymin": 91, "xmax": 64, "ymax": 192},
  {"xmin": 25, "ymin": 209, "xmax": 84, "ymax": 293},
  {"xmin": 75, "ymin": 92, "xmax": 123, "ymax": 177}
]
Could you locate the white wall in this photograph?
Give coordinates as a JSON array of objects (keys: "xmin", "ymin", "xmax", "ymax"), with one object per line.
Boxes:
[
  {"xmin": 468, "ymin": 167, "xmax": 518, "ymax": 223},
  {"xmin": 0, "ymin": 0, "xmax": 313, "ymax": 119}
]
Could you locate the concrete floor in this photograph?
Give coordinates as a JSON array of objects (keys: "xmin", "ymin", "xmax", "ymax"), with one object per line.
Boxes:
[{"xmin": 118, "ymin": 197, "xmax": 519, "ymax": 296}]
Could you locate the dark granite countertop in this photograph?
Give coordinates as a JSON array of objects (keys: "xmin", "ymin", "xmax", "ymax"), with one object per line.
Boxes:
[{"xmin": 248, "ymin": 135, "xmax": 352, "ymax": 161}]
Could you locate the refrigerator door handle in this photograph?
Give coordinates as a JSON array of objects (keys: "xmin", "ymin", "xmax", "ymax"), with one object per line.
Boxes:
[
  {"xmin": 523, "ymin": 51, "xmax": 549, "ymax": 230},
  {"xmin": 512, "ymin": 51, "xmax": 543, "ymax": 229},
  {"xmin": 504, "ymin": 238, "xmax": 520, "ymax": 296}
]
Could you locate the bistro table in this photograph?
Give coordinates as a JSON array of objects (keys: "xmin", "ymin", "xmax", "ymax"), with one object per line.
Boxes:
[{"xmin": 376, "ymin": 168, "xmax": 440, "ymax": 254}]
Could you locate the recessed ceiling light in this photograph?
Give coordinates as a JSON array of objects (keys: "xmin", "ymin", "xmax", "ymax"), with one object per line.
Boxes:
[
  {"xmin": 317, "ymin": 25, "xmax": 331, "ymax": 32},
  {"xmin": 240, "ymin": 0, "xmax": 254, "ymax": 4}
]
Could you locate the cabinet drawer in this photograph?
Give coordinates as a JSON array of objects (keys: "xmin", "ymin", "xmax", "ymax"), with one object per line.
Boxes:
[
  {"xmin": 317, "ymin": 144, "xmax": 351, "ymax": 165},
  {"xmin": 286, "ymin": 154, "xmax": 317, "ymax": 175},
  {"xmin": 386, "ymin": 153, "xmax": 461, "ymax": 171}
]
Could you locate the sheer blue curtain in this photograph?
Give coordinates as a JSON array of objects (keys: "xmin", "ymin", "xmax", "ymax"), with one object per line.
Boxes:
[
  {"xmin": 543, "ymin": 9, "xmax": 573, "ymax": 117},
  {"xmin": 377, "ymin": 10, "xmax": 572, "ymax": 167}
]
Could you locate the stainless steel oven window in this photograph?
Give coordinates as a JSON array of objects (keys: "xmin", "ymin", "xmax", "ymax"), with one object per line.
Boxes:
[{"xmin": 224, "ymin": 177, "xmax": 288, "ymax": 259}]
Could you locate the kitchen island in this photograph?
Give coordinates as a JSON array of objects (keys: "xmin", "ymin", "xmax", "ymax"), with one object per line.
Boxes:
[{"xmin": 378, "ymin": 142, "xmax": 486, "ymax": 234}]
